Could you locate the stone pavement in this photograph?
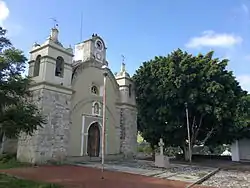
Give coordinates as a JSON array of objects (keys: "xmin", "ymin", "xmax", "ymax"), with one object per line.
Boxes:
[
  {"xmin": 75, "ymin": 160, "xmax": 216, "ymax": 184},
  {"xmin": 0, "ymin": 165, "xmax": 213, "ymax": 188},
  {"xmin": 202, "ymin": 169, "xmax": 250, "ymax": 188}
]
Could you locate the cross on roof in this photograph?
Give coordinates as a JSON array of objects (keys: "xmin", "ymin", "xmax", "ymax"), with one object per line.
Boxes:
[{"xmin": 121, "ymin": 55, "xmax": 125, "ymax": 64}]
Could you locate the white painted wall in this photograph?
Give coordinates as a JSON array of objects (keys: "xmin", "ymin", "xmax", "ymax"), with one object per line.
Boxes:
[
  {"xmin": 231, "ymin": 139, "xmax": 250, "ymax": 162},
  {"xmin": 231, "ymin": 140, "xmax": 240, "ymax": 162},
  {"xmin": 239, "ymin": 139, "xmax": 250, "ymax": 161}
]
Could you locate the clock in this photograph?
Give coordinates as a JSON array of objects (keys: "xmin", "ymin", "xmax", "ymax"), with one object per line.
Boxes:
[
  {"xmin": 95, "ymin": 40, "xmax": 103, "ymax": 51},
  {"xmin": 96, "ymin": 53, "xmax": 102, "ymax": 60}
]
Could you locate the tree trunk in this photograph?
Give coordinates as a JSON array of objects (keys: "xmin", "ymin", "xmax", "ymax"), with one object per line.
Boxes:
[
  {"xmin": 0, "ymin": 132, "xmax": 4, "ymax": 155},
  {"xmin": 150, "ymin": 143, "xmax": 155, "ymax": 161},
  {"xmin": 182, "ymin": 144, "xmax": 193, "ymax": 162}
]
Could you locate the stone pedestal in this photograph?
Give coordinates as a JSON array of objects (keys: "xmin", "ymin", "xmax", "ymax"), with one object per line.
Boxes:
[{"xmin": 155, "ymin": 154, "xmax": 169, "ymax": 168}]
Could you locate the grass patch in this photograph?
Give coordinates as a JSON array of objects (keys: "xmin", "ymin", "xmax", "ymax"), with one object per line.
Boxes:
[
  {"xmin": 0, "ymin": 174, "xmax": 61, "ymax": 188},
  {"xmin": 0, "ymin": 154, "xmax": 31, "ymax": 169}
]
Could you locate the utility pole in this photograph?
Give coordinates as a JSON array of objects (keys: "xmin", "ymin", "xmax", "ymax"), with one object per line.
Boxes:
[
  {"xmin": 185, "ymin": 102, "xmax": 192, "ymax": 163},
  {"xmin": 101, "ymin": 66, "xmax": 108, "ymax": 179}
]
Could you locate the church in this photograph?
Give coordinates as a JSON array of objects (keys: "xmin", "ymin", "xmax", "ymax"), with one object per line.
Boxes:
[{"xmin": 16, "ymin": 26, "xmax": 138, "ymax": 164}]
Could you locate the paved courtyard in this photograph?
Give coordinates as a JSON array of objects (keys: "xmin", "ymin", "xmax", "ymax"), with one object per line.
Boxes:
[
  {"xmin": 1, "ymin": 159, "xmax": 250, "ymax": 187},
  {"xmin": 0, "ymin": 165, "xmax": 212, "ymax": 188},
  {"xmin": 202, "ymin": 170, "xmax": 250, "ymax": 188},
  {"xmin": 76, "ymin": 160, "xmax": 216, "ymax": 184},
  {"xmin": 75, "ymin": 159, "xmax": 250, "ymax": 188}
]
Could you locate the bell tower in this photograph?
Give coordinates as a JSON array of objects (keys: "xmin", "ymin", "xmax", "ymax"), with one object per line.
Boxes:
[
  {"xmin": 115, "ymin": 58, "xmax": 137, "ymax": 158},
  {"xmin": 28, "ymin": 26, "xmax": 73, "ymax": 87},
  {"xmin": 17, "ymin": 26, "xmax": 74, "ymax": 164}
]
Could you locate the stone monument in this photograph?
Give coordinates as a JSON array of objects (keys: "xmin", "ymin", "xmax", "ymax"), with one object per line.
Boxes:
[{"xmin": 155, "ymin": 138, "xmax": 169, "ymax": 168}]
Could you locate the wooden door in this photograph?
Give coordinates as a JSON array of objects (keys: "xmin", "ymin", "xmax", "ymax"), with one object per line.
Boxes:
[{"xmin": 87, "ymin": 123, "xmax": 100, "ymax": 157}]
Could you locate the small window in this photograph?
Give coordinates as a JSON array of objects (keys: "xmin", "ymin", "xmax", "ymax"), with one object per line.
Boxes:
[
  {"xmin": 93, "ymin": 102, "xmax": 100, "ymax": 115},
  {"xmin": 91, "ymin": 85, "xmax": 99, "ymax": 95},
  {"xmin": 55, "ymin": 56, "xmax": 64, "ymax": 77},
  {"xmin": 33, "ymin": 55, "xmax": 41, "ymax": 77},
  {"xmin": 128, "ymin": 84, "xmax": 132, "ymax": 98}
]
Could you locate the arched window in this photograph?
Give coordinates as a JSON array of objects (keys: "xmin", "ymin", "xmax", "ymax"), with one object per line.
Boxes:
[
  {"xmin": 91, "ymin": 85, "xmax": 99, "ymax": 95},
  {"xmin": 33, "ymin": 55, "xmax": 41, "ymax": 77},
  {"xmin": 55, "ymin": 56, "xmax": 64, "ymax": 77},
  {"xmin": 128, "ymin": 84, "xmax": 132, "ymax": 98}
]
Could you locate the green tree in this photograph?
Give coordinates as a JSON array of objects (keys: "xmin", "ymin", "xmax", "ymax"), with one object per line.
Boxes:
[
  {"xmin": 133, "ymin": 49, "xmax": 248, "ymax": 160},
  {"xmin": 0, "ymin": 27, "xmax": 46, "ymax": 153}
]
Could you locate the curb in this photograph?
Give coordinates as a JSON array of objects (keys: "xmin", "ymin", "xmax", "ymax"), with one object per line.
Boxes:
[{"xmin": 186, "ymin": 168, "xmax": 220, "ymax": 188}]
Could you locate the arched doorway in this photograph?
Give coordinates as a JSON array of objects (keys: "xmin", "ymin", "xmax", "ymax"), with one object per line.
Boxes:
[{"xmin": 87, "ymin": 122, "xmax": 100, "ymax": 157}]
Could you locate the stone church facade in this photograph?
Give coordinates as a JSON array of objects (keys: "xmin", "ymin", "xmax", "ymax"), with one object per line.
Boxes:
[{"xmin": 16, "ymin": 27, "xmax": 137, "ymax": 164}]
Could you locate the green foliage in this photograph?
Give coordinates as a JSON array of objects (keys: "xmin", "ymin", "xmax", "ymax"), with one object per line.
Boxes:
[
  {"xmin": 137, "ymin": 143, "xmax": 153, "ymax": 154},
  {"xmin": 133, "ymin": 49, "xmax": 249, "ymax": 152},
  {"xmin": 137, "ymin": 133, "xmax": 144, "ymax": 143},
  {"xmin": 164, "ymin": 146, "xmax": 182, "ymax": 157},
  {"xmin": 0, "ymin": 174, "xmax": 61, "ymax": 188},
  {"xmin": 0, "ymin": 27, "xmax": 46, "ymax": 140},
  {"xmin": 0, "ymin": 153, "xmax": 31, "ymax": 169},
  {"xmin": 0, "ymin": 153, "xmax": 16, "ymax": 162}
]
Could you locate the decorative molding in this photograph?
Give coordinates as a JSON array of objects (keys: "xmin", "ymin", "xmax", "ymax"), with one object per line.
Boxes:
[
  {"xmin": 29, "ymin": 81, "xmax": 74, "ymax": 93},
  {"xmin": 115, "ymin": 76, "xmax": 133, "ymax": 82},
  {"xmin": 116, "ymin": 102, "xmax": 137, "ymax": 108},
  {"xmin": 30, "ymin": 43, "xmax": 74, "ymax": 57}
]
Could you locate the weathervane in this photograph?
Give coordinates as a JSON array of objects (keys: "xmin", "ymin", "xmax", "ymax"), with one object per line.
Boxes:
[{"xmin": 50, "ymin": 17, "xmax": 59, "ymax": 28}]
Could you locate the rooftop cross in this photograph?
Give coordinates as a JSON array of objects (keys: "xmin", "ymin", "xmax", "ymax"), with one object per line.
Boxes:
[
  {"xmin": 121, "ymin": 55, "xmax": 126, "ymax": 72},
  {"xmin": 121, "ymin": 55, "xmax": 125, "ymax": 64}
]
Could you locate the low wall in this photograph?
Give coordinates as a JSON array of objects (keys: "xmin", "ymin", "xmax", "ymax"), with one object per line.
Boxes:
[{"xmin": 176, "ymin": 154, "xmax": 231, "ymax": 161}]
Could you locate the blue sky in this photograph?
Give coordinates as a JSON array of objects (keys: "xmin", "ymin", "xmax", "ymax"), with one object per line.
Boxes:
[{"xmin": 1, "ymin": 0, "xmax": 250, "ymax": 91}]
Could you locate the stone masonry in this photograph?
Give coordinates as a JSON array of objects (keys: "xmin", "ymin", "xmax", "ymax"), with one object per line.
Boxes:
[
  {"xmin": 17, "ymin": 87, "xmax": 72, "ymax": 164},
  {"xmin": 120, "ymin": 107, "xmax": 137, "ymax": 158}
]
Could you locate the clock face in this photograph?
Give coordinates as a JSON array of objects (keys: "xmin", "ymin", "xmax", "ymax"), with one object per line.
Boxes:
[{"xmin": 95, "ymin": 40, "xmax": 103, "ymax": 51}]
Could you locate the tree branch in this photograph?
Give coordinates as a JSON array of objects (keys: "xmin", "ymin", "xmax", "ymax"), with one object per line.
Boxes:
[
  {"xmin": 191, "ymin": 116, "xmax": 196, "ymax": 137},
  {"xmin": 202, "ymin": 128, "xmax": 215, "ymax": 145},
  {"xmin": 191, "ymin": 115, "xmax": 203, "ymax": 146}
]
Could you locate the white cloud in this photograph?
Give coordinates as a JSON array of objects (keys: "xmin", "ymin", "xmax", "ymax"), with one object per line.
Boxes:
[
  {"xmin": 0, "ymin": 0, "xmax": 9, "ymax": 24},
  {"xmin": 237, "ymin": 75, "xmax": 250, "ymax": 92},
  {"xmin": 241, "ymin": 4, "xmax": 249, "ymax": 15},
  {"xmin": 185, "ymin": 30, "xmax": 242, "ymax": 49}
]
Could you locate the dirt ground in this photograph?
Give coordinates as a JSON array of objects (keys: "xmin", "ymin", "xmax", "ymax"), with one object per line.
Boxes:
[{"xmin": 0, "ymin": 165, "xmax": 214, "ymax": 188}]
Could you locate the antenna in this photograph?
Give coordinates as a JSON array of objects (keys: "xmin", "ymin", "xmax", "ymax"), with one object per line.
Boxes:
[{"xmin": 80, "ymin": 11, "xmax": 83, "ymax": 41}]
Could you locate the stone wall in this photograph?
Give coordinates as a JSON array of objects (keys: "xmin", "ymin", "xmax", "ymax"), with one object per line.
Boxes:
[
  {"xmin": 120, "ymin": 107, "xmax": 137, "ymax": 158},
  {"xmin": 17, "ymin": 88, "xmax": 72, "ymax": 164}
]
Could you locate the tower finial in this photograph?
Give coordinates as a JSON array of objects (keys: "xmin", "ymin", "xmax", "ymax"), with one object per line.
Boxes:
[
  {"xmin": 48, "ymin": 18, "xmax": 59, "ymax": 43},
  {"xmin": 121, "ymin": 55, "xmax": 126, "ymax": 72},
  {"xmin": 50, "ymin": 17, "xmax": 59, "ymax": 29}
]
